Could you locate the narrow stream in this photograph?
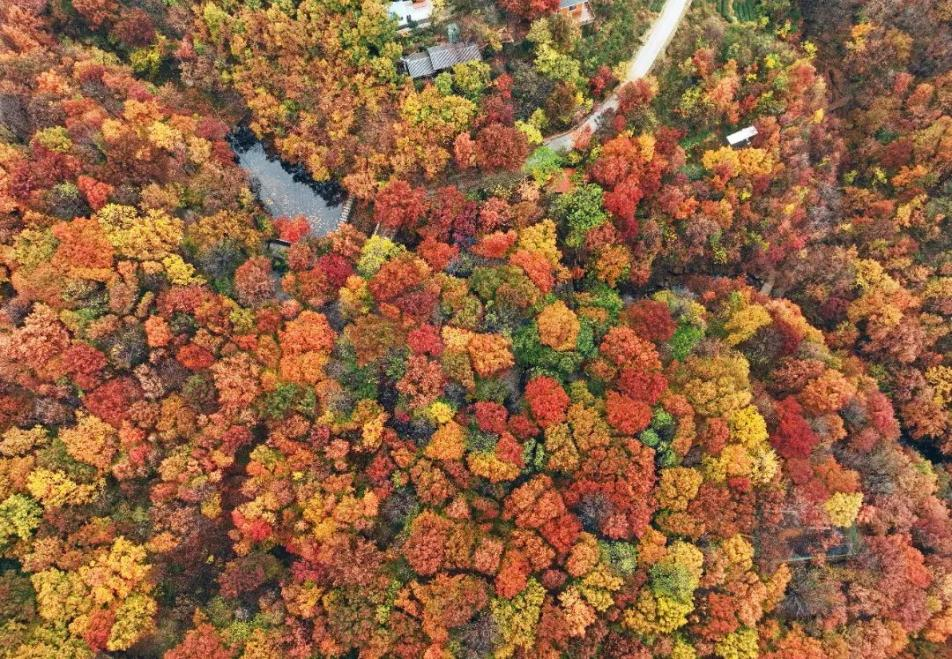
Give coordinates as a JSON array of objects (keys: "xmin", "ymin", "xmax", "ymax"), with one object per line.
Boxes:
[{"xmin": 229, "ymin": 127, "xmax": 348, "ymax": 237}]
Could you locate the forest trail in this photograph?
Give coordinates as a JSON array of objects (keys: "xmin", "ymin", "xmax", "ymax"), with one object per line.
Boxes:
[{"xmin": 544, "ymin": 0, "xmax": 693, "ymax": 151}]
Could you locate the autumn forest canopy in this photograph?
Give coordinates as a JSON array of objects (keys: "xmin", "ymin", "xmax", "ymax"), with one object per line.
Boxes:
[{"xmin": 0, "ymin": 0, "xmax": 949, "ymax": 656}]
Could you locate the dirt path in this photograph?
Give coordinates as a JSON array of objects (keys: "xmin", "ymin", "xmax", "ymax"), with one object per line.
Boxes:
[{"xmin": 544, "ymin": 0, "xmax": 693, "ymax": 151}]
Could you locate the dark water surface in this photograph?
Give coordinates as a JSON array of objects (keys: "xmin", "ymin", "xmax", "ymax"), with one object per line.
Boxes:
[{"xmin": 229, "ymin": 128, "xmax": 347, "ymax": 236}]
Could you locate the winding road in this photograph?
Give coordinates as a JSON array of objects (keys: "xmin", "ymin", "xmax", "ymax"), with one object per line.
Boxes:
[{"xmin": 544, "ymin": 0, "xmax": 693, "ymax": 152}]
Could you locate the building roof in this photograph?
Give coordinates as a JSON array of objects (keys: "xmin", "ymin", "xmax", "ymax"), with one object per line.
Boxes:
[
  {"xmin": 401, "ymin": 42, "xmax": 482, "ymax": 79},
  {"xmin": 402, "ymin": 51, "xmax": 435, "ymax": 78},
  {"xmin": 387, "ymin": 0, "xmax": 434, "ymax": 28},
  {"xmin": 726, "ymin": 125, "xmax": 759, "ymax": 146},
  {"xmin": 428, "ymin": 42, "xmax": 481, "ymax": 71},
  {"xmin": 558, "ymin": 0, "xmax": 594, "ymax": 24}
]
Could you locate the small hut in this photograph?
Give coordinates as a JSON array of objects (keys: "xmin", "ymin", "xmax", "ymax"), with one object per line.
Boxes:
[
  {"xmin": 726, "ymin": 125, "xmax": 758, "ymax": 148},
  {"xmin": 558, "ymin": 0, "xmax": 594, "ymax": 25}
]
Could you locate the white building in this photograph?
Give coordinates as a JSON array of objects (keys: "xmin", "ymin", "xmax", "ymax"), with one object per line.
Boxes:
[
  {"xmin": 388, "ymin": 0, "xmax": 434, "ymax": 30},
  {"xmin": 726, "ymin": 125, "xmax": 758, "ymax": 147}
]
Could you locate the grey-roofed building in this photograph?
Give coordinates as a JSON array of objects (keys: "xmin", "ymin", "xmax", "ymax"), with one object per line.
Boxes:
[
  {"xmin": 400, "ymin": 42, "xmax": 482, "ymax": 79},
  {"xmin": 558, "ymin": 0, "xmax": 594, "ymax": 25},
  {"xmin": 401, "ymin": 51, "xmax": 435, "ymax": 79}
]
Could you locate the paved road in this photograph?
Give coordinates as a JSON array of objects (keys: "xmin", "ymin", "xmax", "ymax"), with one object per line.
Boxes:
[{"xmin": 544, "ymin": 0, "xmax": 693, "ymax": 152}]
